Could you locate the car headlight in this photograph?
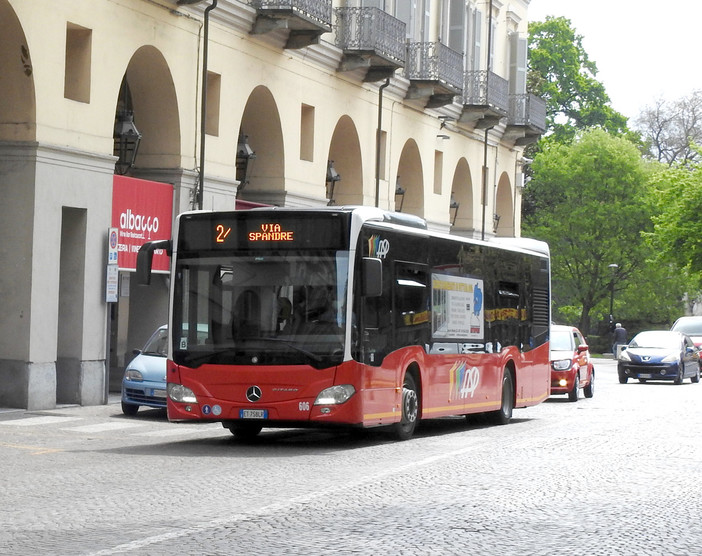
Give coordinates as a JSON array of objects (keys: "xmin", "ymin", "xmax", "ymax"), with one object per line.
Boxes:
[
  {"xmin": 662, "ymin": 353, "xmax": 679, "ymax": 363},
  {"xmin": 314, "ymin": 385, "xmax": 355, "ymax": 405},
  {"xmin": 551, "ymin": 359, "xmax": 572, "ymax": 371},
  {"xmin": 167, "ymin": 383, "xmax": 198, "ymax": 404},
  {"xmin": 125, "ymin": 369, "xmax": 143, "ymax": 381},
  {"xmin": 619, "ymin": 350, "xmax": 631, "ymax": 362}
]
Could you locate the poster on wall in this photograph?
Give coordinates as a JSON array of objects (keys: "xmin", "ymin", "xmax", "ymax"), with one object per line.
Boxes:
[
  {"xmin": 111, "ymin": 176, "xmax": 173, "ymax": 272},
  {"xmin": 431, "ymin": 273, "xmax": 484, "ymax": 339}
]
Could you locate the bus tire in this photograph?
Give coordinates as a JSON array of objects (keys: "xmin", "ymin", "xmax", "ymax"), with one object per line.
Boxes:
[
  {"xmin": 228, "ymin": 423, "xmax": 263, "ymax": 440},
  {"xmin": 393, "ymin": 372, "xmax": 419, "ymax": 441},
  {"xmin": 489, "ymin": 369, "xmax": 513, "ymax": 425}
]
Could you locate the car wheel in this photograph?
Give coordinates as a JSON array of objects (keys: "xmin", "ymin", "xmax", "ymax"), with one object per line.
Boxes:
[
  {"xmin": 489, "ymin": 370, "xmax": 514, "ymax": 425},
  {"xmin": 618, "ymin": 372, "xmax": 628, "ymax": 384},
  {"xmin": 583, "ymin": 369, "xmax": 594, "ymax": 398},
  {"xmin": 228, "ymin": 423, "xmax": 263, "ymax": 440},
  {"xmin": 674, "ymin": 363, "xmax": 684, "ymax": 385},
  {"xmin": 393, "ymin": 372, "xmax": 420, "ymax": 440},
  {"xmin": 692, "ymin": 367, "xmax": 700, "ymax": 384},
  {"xmin": 568, "ymin": 374, "xmax": 579, "ymax": 402},
  {"xmin": 121, "ymin": 401, "xmax": 139, "ymax": 416}
]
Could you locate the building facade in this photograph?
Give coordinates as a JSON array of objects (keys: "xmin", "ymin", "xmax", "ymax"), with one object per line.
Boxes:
[{"xmin": 0, "ymin": 0, "xmax": 544, "ymax": 409}]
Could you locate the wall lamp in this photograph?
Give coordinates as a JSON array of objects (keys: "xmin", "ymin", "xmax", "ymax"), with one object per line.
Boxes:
[
  {"xmin": 114, "ymin": 78, "xmax": 141, "ymax": 175},
  {"xmin": 114, "ymin": 109, "xmax": 142, "ymax": 175},
  {"xmin": 450, "ymin": 193, "xmax": 460, "ymax": 226},
  {"xmin": 326, "ymin": 160, "xmax": 341, "ymax": 205},
  {"xmin": 395, "ymin": 176, "xmax": 405, "ymax": 212},
  {"xmin": 236, "ymin": 133, "xmax": 256, "ymax": 190},
  {"xmin": 493, "ymin": 213, "xmax": 501, "ymax": 233}
]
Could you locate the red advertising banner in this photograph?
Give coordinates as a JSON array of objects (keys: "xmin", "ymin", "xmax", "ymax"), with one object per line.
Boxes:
[{"xmin": 112, "ymin": 176, "xmax": 173, "ymax": 272}]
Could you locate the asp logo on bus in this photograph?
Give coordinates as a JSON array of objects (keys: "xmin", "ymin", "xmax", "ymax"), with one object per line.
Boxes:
[{"xmin": 368, "ymin": 235, "xmax": 390, "ymax": 259}]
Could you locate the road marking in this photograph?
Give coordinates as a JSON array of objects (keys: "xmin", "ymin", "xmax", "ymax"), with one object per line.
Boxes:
[
  {"xmin": 0, "ymin": 442, "xmax": 64, "ymax": 455},
  {"xmin": 65, "ymin": 422, "xmax": 145, "ymax": 433},
  {"xmin": 0, "ymin": 416, "xmax": 83, "ymax": 427},
  {"xmin": 133, "ymin": 427, "xmax": 212, "ymax": 437}
]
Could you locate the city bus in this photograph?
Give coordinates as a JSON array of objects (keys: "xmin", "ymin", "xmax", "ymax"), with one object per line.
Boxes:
[{"xmin": 137, "ymin": 206, "xmax": 551, "ymax": 440}]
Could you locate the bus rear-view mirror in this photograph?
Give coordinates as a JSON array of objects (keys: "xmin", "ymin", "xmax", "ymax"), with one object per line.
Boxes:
[{"xmin": 362, "ymin": 257, "xmax": 383, "ymax": 298}]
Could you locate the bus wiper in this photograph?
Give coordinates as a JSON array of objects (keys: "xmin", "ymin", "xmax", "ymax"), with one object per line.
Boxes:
[
  {"xmin": 181, "ymin": 348, "xmax": 239, "ymax": 367},
  {"xmin": 258, "ymin": 337, "xmax": 323, "ymax": 363}
]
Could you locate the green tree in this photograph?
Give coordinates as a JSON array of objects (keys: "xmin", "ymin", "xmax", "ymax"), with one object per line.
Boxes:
[
  {"xmin": 649, "ymin": 157, "xmax": 702, "ymax": 279},
  {"xmin": 522, "ymin": 129, "xmax": 654, "ymax": 333},
  {"xmin": 527, "ymin": 17, "xmax": 630, "ymax": 144}
]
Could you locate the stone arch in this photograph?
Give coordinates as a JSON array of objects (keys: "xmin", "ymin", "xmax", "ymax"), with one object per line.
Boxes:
[
  {"xmin": 119, "ymin": 45, "xmax": 181, "ymax": 172},
  {"xmin": 449, "ymin": 157, "xmax": 475, "ymax": 234},
  {"xmin": 0, "ymin": 1, "xmax": 36, "ymax": 141},
  {"xmin": 327, "ymin": 115, "xmax": 363, "ymax": 206},
  {"xmin": 395, "ymin": 139, "xmax": 424, "ymax": 217},
  {"xmin": 237, "ymin": 85, "xmax": 285, "ymax": 205},
  {"xmin": 495, "ymin": 171, "xmax": 514, "ymax": 237}
]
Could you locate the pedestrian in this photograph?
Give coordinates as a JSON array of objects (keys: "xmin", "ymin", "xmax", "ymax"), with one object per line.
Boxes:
[{"xmin": 612, "ymin": 322, "xmax": 627, "ymax": 356}]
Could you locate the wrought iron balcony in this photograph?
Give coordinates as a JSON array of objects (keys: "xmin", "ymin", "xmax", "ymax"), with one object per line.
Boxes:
[
  {"xmin": 405, "ymin": 42, "xmax": 463, "ymax": 108},
  {"xmin": 335, "ymin": 7, "xmax": 406, "ymax": 82},
  {"xmin": 504, "ymin": 93, "xmax": 547, "ymax": 145},
  {"xmin": 460, "ymin": 71, "xmax": 509, "ymax": 129},
  {"xmin": 248, "ymin": 0, "xmax": 332, "ymax": 49}
]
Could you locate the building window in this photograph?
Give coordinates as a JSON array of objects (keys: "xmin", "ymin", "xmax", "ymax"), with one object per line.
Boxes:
[
  {"xmin": 64, "ymin": 23, "xmax": 91, "ymax": 103},
  {"xmin": 300, "ymin": 104, "xmax": 315, "ymax": 161},
  {"xmin": 206, "ymin": 72, "xmax": 221, "ymax": 137},
  {"xmin": 434, "ymin": 150, "xmax": 443, "ymax": 195}
]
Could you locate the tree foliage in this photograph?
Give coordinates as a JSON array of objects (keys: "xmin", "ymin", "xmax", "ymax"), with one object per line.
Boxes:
[
  {"xmin": 649, "ymin": 157, "xmax": 702, "ymax": 278},
  {"xmin": 522, "ymin": 129, "xmax": 654, "ymax": 333},
  {"xmin": 527, "ymin": 17, "xmax": 630, "ymax": 144},
  {"xmin": 635, "ymin": 92, "xmax": 702, "ymax": 166}
]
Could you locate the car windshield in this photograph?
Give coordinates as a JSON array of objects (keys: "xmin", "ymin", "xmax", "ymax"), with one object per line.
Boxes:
[
  {"xmin": 629, "ymin": 332, "xmax": 679, "ymax": 350},
  {"xmin": 550, "ymin": 329, "xmax": 574, "ymax": 351},
  {"xmin": 142, "ymin": 328, "xmax": 168, "ymax": 356},
  {"xmin": 672, "ymin": 319, "xmax": 702, "ymax": 335}
]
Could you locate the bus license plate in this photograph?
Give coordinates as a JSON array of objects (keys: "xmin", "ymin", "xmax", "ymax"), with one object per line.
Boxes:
[{"xmin": 240, "ymin": 409, "xmax": 267, "ymax": 419}]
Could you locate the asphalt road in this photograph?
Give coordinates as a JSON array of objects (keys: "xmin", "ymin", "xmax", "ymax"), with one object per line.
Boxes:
[{"xmin": 1, "ymin": 359, "xmax": 701, "ymax": 555}]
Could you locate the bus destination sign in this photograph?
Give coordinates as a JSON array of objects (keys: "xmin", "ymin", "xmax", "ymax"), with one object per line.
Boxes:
[{"xmin": 179, "ymin": 211, "xmax": 350, "ymax": 252}]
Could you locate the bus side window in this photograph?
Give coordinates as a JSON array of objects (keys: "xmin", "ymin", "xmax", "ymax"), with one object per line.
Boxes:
[{"xmin": 394, "ymin": 263, "xmax": 430, "ymax": 348}]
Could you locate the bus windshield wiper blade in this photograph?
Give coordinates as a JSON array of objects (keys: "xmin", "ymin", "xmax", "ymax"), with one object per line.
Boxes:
[{"xmin": 258, "ymin": 337, "xmax": 323, "ymax": 363}]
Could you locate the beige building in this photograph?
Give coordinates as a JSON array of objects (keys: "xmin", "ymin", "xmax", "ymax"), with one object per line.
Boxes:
[{"xmin": 0, "ymin": 0, "xmax": 544, "ymax": 409}]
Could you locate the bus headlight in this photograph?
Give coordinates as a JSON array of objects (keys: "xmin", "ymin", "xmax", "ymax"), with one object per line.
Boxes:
[
  {"xmin": 314, "ymin": 385, "xmax": 355, "ymax": 405},
  {"xmin": 168, "ymin": 383, "xmax": 198, "ymax": 404}
]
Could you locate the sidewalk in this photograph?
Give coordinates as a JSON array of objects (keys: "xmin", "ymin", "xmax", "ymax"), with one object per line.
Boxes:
[{"xmin": 0, "ymin": 393, "xmax": 122, "ymax": 416}]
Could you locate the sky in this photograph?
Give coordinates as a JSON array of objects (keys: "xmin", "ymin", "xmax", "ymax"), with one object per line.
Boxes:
[{"xmin": 528, "ymin": 0, "xmax": 702, "ymax": 121}]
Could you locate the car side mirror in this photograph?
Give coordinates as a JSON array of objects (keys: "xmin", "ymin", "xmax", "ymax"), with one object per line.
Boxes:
[{"xmin": 577, "ymin": 344, "xmax": 589, "ymax": 353}]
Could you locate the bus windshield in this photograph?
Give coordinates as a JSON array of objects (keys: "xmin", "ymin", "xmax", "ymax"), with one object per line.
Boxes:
[{"xmin": 172, "ymin": 249, "xmax": 349, "ymax": 369}]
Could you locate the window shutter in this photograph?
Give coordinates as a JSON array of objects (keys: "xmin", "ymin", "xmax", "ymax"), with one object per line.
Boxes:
[{"xmin": 509, "ymin": 33, "xmax": 527, "ymax": 94}]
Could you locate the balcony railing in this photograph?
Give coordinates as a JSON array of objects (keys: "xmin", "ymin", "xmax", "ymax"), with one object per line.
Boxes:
[
  {"xmin": 460, "ymin": 70, "xmax": 509, "ymax": 128},
  {"xmin": 248, "ymin": 0, "xmax": 332, "ymax": 48},
  {"xmin": 405, "ymin": 42, "xmax": 463, "ymax": 107},
  {"xmin": 335, "ymin": 7, "xmax": 406, "ymax": 65},
  {"xmin": 505, "ymin": 93, "xmax": 547, "ymax": 144}
]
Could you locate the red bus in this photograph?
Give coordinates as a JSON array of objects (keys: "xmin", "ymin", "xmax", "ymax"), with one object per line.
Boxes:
[{"xmin": 137, "ymin": 207, "xmax": 551, "ymax": 440}]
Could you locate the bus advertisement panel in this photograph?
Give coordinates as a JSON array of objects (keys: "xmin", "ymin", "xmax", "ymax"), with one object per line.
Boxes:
[{"xmin": 137, "ymin": 207, "xmax": 550, "ymax": 440}]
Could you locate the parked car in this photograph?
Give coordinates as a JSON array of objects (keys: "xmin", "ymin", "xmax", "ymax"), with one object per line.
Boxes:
[
  {"xmin": 671, "ymin": 316, "xmax": 702, "ymax": 349},
  {"xmin": 121, "ymin": 325, "xmax": 168, "ymax": 415},
  {"xmin": 618, "ymin": 330, "xmax": 700, "ymax": 384},
  {"xmin": 550, "ymin": 325, "xmax": 595, "ymax": 401}
]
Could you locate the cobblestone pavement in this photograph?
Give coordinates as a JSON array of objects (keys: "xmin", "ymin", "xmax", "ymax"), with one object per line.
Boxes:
[{"xmin": 1, "ymin": 359, "xmax": 701, "ymax": 555}]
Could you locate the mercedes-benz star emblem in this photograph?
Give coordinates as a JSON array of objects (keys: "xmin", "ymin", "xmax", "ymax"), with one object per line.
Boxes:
[{"xmin": 246, "ymin": 385, "xmax": 262, "ymax": 402}]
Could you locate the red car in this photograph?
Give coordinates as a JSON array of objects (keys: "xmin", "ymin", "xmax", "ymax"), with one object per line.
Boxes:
[{"xmin": 550, "ymin": 325, "xmax": 595, "ymax": 401}]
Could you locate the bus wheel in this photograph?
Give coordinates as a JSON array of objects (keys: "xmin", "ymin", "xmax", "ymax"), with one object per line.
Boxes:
[
  {"xmin": 393, "ymin": 372, "xmax": 419, "ymax": 441},
  {"xmin": 228, "ymin": 423, "xmax": 263, "ymax": 440},
  {"xmin": 489, "ymin": 370, "xmax": 513, "ymax": 425}
]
